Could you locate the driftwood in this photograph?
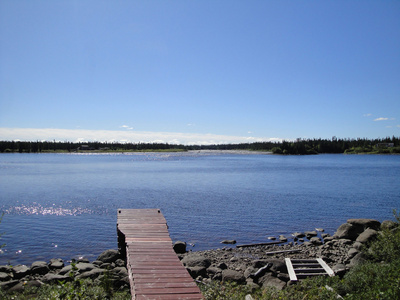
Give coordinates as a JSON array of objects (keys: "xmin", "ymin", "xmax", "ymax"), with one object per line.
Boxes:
[
  {"xmin": 236, "ymin": 241, "xmax": 283, "ymax": 248},
  {"xmin": 265, "ymin": 249, "xmax": 301, "ymax": 255},
  {"xmin": 250, "ymin": 263, "xmax": 273, "ymax": 279}
]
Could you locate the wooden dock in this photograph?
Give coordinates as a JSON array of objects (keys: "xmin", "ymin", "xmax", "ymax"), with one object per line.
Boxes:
[{"xmin": 117, "ymin": 209, "xmax": 204, "ymax": 300}]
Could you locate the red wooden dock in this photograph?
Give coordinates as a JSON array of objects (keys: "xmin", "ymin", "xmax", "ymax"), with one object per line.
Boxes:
[{"xmin": 117, "ymin": 209, "xmax": 204, "ymax": 300}]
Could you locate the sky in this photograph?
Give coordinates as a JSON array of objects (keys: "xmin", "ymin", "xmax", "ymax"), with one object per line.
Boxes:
[{"xmin": 0, "ymin": 0, "xmax": 399, "ymax": 145}]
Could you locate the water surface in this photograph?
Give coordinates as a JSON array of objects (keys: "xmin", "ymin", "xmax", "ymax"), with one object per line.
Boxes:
[{"xmin": 0, "ymin": 152, "xmax": 399, "ymax": 265}]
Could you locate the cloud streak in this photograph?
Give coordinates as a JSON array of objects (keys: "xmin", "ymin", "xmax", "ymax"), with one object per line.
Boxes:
[
  {"xmin": 0, "ymin": 128, "xmax": 281, "ymax": 145},
  {"xmin": 374, "ymin": 117, "xmax": 395, "ymax": 121}
]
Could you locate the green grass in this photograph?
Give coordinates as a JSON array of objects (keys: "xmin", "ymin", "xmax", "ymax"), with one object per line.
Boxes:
[{"xmin": 0, "ymin": 278, "xmax": 131, "ymax": 300}]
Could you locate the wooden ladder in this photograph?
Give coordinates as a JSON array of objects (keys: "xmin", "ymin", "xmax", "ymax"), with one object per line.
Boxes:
[{"xmin": 285, "ymin": 258, "xmax": 335, "ymax": 282}]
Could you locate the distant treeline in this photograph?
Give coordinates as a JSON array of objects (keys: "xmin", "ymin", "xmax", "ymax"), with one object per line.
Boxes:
[{"xmin": 0, "ymin": 136, "xmax": 399, "ymax": 154}]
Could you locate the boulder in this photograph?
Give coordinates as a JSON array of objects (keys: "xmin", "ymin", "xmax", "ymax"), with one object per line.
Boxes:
[
  {"xmin": 222, "ymin": 269, "xmax": 245, "ymax": 284},
  {"xmin": 305, "ymin": 231, "xmax": 318, "ymax": 239},
  {"xmin": 112, "ymin": 266, "xmax": 128, "ymax": 278},
  {"xmin": 0, "ymin": 280, "xmax": 19, "ymax": 290},
  {"xmin": 0, "ymin": 272, "xmax": 11, "ymax": 281},
  {"xmin": 181, "ymin": 255, "xmax": 211, "ymax": 268},
  {"xmin": 0, "ymin": 265, "xmax": 11, "ymax": 273},
  {"xmin": 49, "ymin": 258, "xmax": 64, "ymax": 269},
  {"xmin": 76, "ymin": 268, "xmax": 104, "ymax": 280},
  {"xmin": 267, "ymin": 259, "xmax": 287, "ymax": 274},
  {"xmin": 97, "ymin": 249, "xmax": 120, "ymax": 264},
  {"xmin": 59, "ymin": 265, "xmax": 73, "ymax": 275},
  {"xmin": 31, "ymin": 261, "xmax": 50, "ymax": 275},
  {"xmin": 217, "ymin": 262, "xmax": 228, "ymax": 270},
  {"xmin": 332, "ymin": 264, "xmax": 347, "ymax": 277},
  {"xmin": 258, "ymin": 273, "xmax": 286, "ymax": 290},
  {"xmin": 173, "ymin": 241, "xmax": 187, "ymax": 254},
  {"xmin": 333, "ymin": 223, "xmax": 361, "ymax": 240},
  {"xmin": 347, "ymin": 248, "xmax": 359, "ymax": 259},
  {"xmin": 347, "ymin": 219, "xmax": 381, "ymax": 231},
  {"xmin": 75, "ymin": 262, "xmax": 96, "ymax": 273},
  {"xmin": 310, "ymin": 237, "xmax": 322, "ymax": 245},
  {"xmin": 42, "ymin": 273, "xmax": 71, "ymax": 283},
  {"xmin": 293, "ymin": 232, "xmax": 305, "ymax": 238},
  {"xmin": 12, "ymin": 265, "xmax": 30, "ymax": 279},
  {"xmin": 115, "ymin": 259, "xmax": 125, "ymax": 267},
  {"xmin": 187, "ymin": 266, "xmax": 207, "ymax": 278},
  {"xmin": 348, "ymin": 252, "xmax": 367, "ymax": 268},
  {"xmin": 352, "ymin": 241, "xmax": 363, "ymax": 250},
  {"xmin": 356, "ymin": 228, "xmax": 378, "ymax": 244}
]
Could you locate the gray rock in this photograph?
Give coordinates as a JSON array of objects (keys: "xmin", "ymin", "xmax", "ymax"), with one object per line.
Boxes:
[
  {"xmin": 207, "ymin": 267, "xmax": 222, "ymax": 276},
  {"xmin": 76, "ymin": 268, "xmax": 104, "ymax": 280},
  {"xmin": 348, "ymin": 252, "xmax": 367, "ymax": 268},
  {"xmin": 92, "ymin": 260, "xmax": 103, "ymax": 266},
  {"xmin": 332, "ymin": 264, "xmax": 347, "ymax": 277},
  {"xmin": 187, "ymin": 266, "xmax": 207, "ymax": 278},
  {"xmin": 0, "ymin": 272, "xmax": 11, "ymax": 281},
  {"xmin": 42, "ymin": 273, "xmax": 71, "ymax": 283},
  {"xmin": 244, "ymin": 266, "xmax": 257, "ymax": 278},
  {"xmin": 9, "ymin": 280, "xmax": 42, "ymax": 293},
  {"xmin": 352, "ymin": 241, "xmax": 363, "ymax": 250},
  {"xmin": 217, "ymin": 262, "xmax": 228, "ymax": 270},
  {"xmin": 59, "ymin": 265, "xmax": 73, "ymax": 275},
  {"xmin": 76, "ymin": 262, "xmax": 96, "ymax": 273},
  {"xmin": 258, "ymin": 273, "xmax": 286, "ymax": 290},
  {"xmin": 279, "ymin": 235, "xmax": 287, "ymax": 242},
  {"xmin": 310, "ymin": 237, "xmax": 322, "ymax": 245},
  {"xmin": 49, "ymin": 258, "xmax": 64, "ymax": 269},
  {"xmin": 31, "ymin": 261, "xmax": 50, "ymax": 275},
  {"xmin": 347, "ymin": 219, "xmax": 381, "ymax": 231},
  {"xmin": 293, "ymin": 232, "xmax": 305, "ymax": 238},
  {"xmin": 173, "ymin": 241, "xmax": 187, "ymax": 254},
  {"xmin": 222, "ymin": 269, "xmax": 245, "ymax": 284},
  {"xmin": 347, "ymin": 248, "xmax": 359, "ymax": 259},
  {"xmin": 0, "ymin": 280, "xmax": 19, "ymax": 290},
  {"xmin": 356, "ymin": 228, "xmax": 378, "ymax": 244},
  {"xmin": 181, "ymin": 255, "xmax": 211, "ymax": 268},
  {"xmin": 112, "ymin": 266, "xmax": 128, "ymax": 278},
  {"xmin": 12, "ymin": 265, "xmax": 30, "ymax": 279},
  {"xmin": 305, "ymin": 231, "xmax": 318, "ymax": 239},
  {"xmin": 333, "ymin": 223, "xmax": 361, "ymax": 240},
  {"xmin": 268, "ymin": 259, "xmax": 287, "ymax": 274},
  {"xmin": 0, "ymin": 265, "xmax": 11, "ymax": 273},
  {"xmin": 221, "ymin": 240, "xmax": 236, "ymax": 244},
  {"xmin": 97, "ymin": 249, "xmax": 120, "ymax": 264},
  {"xmin": 115, "ymin": 259, "xmax": 125, "ymax": 267}
]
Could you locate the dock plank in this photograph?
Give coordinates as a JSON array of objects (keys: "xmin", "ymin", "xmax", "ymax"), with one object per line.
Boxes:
[{"xmin": 117, "ymin": 209, "xmax": 204, "ymax": 300}]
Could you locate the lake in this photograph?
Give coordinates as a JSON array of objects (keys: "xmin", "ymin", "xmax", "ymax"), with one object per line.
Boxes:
[{"xmin": 0, "ymin": 151, "xmax": 399, "ymax": 265}]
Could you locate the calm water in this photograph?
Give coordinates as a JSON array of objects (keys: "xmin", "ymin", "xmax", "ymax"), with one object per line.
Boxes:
[{"xmin": 0, "ymin": 152, "xmax": 399, "ymax": 265}]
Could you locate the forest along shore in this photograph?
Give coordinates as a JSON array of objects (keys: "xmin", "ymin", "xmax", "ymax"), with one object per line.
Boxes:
[{"xmin": 0, "ymin": 217, "xmax": 397, "ymax": 294}]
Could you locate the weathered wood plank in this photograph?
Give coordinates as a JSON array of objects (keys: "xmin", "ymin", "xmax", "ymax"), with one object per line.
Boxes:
[
  {"xmin": 317, "ymin": 258, "xmax": 335, "ymax": 277},
  {"xmin": 285, "ymin": 258, "xmax": 297, "ymax": 281}
]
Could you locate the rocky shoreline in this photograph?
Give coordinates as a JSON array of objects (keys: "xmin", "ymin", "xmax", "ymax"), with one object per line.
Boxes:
[{"xmin": 0, "ymin": 218, "xmax": 397, "ymax": 294}]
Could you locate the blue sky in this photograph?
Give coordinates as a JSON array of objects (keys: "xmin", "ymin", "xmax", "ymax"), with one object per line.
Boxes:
[{"xmin": 1, "ymin": 1, "xmax": 399, "ymax": 144}]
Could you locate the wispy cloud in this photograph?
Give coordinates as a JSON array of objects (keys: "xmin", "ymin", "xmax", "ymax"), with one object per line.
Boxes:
[
  {"xmin": 0, "ymin": 128, "xmax": 281, "ymax": 145},
  {"xmin": 363, "ymin": 113, "xmax": 372, "ymax": 117},
  {"xmin": 120, "ymin": 125, "xmax": 134, "ymax": 130},
  {"xmin": 374, "ymin": 117, "xmax": 395, "ymax": 121}
]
